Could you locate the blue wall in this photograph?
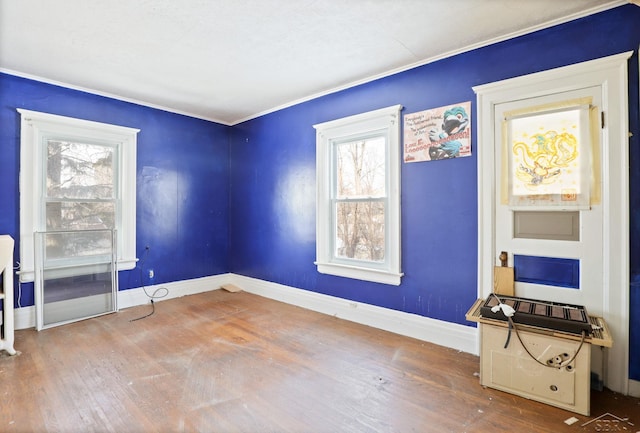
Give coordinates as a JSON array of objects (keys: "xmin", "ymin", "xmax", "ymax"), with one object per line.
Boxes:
[
  {"xmin": 229, "ymin": 5, "xmax": 640, "ymax": 379},
  {"xmin": 0, "ymin": 74, "xmax": 231, "ymax": 305},
  {"xmin": 1, "ymin": 5, "xmax": 639, "ymax": 380}
]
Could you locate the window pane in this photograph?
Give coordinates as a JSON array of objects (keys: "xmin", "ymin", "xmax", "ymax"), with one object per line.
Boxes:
[
  {"xmin": 46, "ymin": 201, "xmax": 115, "ymax": 231},
  {"xmin": 42, "ymin": 230, "xmax": 114, "ymax": 262},
  {"xmin": 336, "ymin": 136, "xmax": 385, "ymax": 199},
  {"xmin": 335, "ymin": 201, "xmax": 385, "ymax": 262},
  {"xmin": 47, "ymin": 140, "xmax": 114, "ymax": 199}
]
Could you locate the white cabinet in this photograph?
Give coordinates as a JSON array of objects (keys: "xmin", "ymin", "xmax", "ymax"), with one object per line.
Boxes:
[
  {"xmin": 467, "ymin": 298, "xmax": 612, "ymax": 416},
  {"xmin": 481, "ymin": 323, "xmax": 590, "ymax": 414},
  {"xmin": 0, "ymin": 235, "xmax": 16, "ymax": 355}
]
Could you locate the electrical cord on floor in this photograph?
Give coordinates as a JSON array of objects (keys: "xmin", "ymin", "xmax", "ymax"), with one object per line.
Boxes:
[
  {"xmin": 130, "ymin": 299, "xmax": 155, "ymax": 322},
  {"xmin": 129, "ymin": 298, "xmax": 156, "ymax": 322},
  {"xmin": 129, "ymin": 247, "xmax": 169, "ymax": 322}
]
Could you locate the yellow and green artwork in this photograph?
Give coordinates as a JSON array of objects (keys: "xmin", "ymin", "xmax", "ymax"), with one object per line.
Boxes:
[{"xmin": 507, "ymin": 106, "xmax": 591, "ymax": 209}]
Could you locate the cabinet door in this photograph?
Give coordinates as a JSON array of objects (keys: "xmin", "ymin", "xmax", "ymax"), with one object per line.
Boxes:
[{"xmin": 481, "ymin": 324, "xmax": 590, "ymax": 415}]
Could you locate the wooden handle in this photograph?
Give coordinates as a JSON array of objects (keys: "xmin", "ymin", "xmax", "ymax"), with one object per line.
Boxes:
[{"xmin": 499, "ymin": 251, "xmax": 508, "ymax": 267}]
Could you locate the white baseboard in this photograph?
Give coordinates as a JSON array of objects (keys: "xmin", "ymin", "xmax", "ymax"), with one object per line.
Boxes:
[
  {"xmin": 230, "ymin": 274, "xmax": 479, "ymax": 355},
  {"xmin": 629, "ymin": 379, "xmax": 640, "ymax": 398},
  {"xmin": 117, "ymin": 273, "xmax": 233, "ymax": 309},
  {"xmin": 14, "ymin": 273, "xmax": 234, "ymax": 330},
  {"xmin": 14, "ymin": 305, "xmax": 35, "ymax": 330}
]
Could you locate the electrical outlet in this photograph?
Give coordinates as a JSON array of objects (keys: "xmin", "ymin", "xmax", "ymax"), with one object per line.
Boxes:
[{"xmin": 148, "ymin": 269, "xmax": 154, "ymax": 279}]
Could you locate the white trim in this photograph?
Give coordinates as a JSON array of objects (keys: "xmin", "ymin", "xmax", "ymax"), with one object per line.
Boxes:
[
  {"xmin": 314, "ymin": 105, "xmax": 403, "ymax": 285},
  {"xmin": 117, "ymin": 273, "xmax": 232, "ymax": 309},
  {"xmin": 17, "ymin": 109, "xmax": 139, "ymax": 282},
  {"xmin": 473, "ymin": 51, "xmax": 632, "ymax": 394},
  {"xmin": 315, "ymin": 263, "xmax": 403, "ymax": 286},
  {"xmin": 14, "ymin": 273, "xmax": 234, "ymax": 329},
  {"xmin": 231, "ymin": 274, "xmax": 478, "ymax": 355},
  {"xmin": 13, "ymin": 305, "xmax": 35, "ymax": 331},
  {"xmin": 629, "ymin": 379, "xmax": 640, "ymax": 398},
  {"xmin": 2, "ymin": 68, "xmax": 233, "ymax": 126}
]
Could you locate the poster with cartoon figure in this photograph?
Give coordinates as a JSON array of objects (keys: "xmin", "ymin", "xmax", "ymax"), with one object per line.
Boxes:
[{"xmin": 403, "ymin": 101, "xmax": 471, "ymax": 163}]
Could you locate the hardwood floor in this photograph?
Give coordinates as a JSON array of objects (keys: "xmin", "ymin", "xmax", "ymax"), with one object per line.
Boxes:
[{"xmin": 1, "ymin": 290, "xmax": 638, "ymax": 432}]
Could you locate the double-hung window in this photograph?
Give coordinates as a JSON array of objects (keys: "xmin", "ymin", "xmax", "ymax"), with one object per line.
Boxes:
[
  {"xmin": 18, "ymin": 109, "xmax": 138, "ymax": 282},
  {"xmin": 314, "ymin": 105, "xmax": 403, "ymax": 285}
]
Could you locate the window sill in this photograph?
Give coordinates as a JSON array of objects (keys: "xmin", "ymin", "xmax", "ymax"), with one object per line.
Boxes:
[
  {"xmin": 18, "ymin": 257, "xmax": 137, "ymax": 283},
  {"xmin": 315, "ymin": 261, "xmax": 403, "ymax": 286}
]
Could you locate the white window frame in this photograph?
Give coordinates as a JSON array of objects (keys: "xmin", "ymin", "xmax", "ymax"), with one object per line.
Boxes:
[
  {"xmin": 314, "ymin": 105, "xmax": 403, "ymax": 285},
  {"xmin": 17, "ymin": 109, "xmax": 139, "ymax": 282}
]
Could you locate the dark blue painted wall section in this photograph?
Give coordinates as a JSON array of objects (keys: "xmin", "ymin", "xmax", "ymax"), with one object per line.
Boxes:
[
  {"xmin": 0, "ymin": 74, "xmax": 230, "ymax": 305},
  {"xmin": 229, "ymin": 6, "xmax": 640, "ymax": 379}
]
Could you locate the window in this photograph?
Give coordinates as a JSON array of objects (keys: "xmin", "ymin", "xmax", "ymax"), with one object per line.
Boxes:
[
  {"xmin": 18, "ymin": 109, "xmax": 139, "ymax": 282},
  {"xmin": 314, "ymin": 105, "xmax": 403, "ymax": 285}
]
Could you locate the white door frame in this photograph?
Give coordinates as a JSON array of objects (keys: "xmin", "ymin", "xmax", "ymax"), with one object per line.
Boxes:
[{"xmin": 474, "ymin": 51, "xmax": 632, "ymax": 394}]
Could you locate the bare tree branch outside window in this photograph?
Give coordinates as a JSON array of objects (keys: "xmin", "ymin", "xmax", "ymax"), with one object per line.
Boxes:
[
  {"xmin": 334, "ymin": 136, "xmax": 386, "ymax": 262},
  {"xmin": 45, "ymin": 140, "xmax": 116, "ymax": 259}
]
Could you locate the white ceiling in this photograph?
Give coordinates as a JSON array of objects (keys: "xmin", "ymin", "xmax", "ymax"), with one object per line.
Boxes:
[{"xmin": 0, "ymin": 0, "xmax": 628, "ymax": 125}]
